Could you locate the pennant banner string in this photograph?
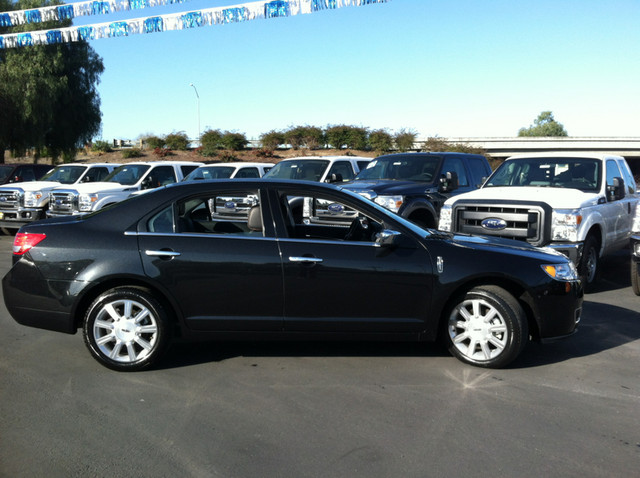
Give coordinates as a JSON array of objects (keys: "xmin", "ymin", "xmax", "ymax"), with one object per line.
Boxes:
[
  {"xmin": 0, "ymin": 0, "xmax": 193, "ymax": 28},
  {"xmin": 0, "ymin": 0, "xmax": 389, "ymax": 49}
]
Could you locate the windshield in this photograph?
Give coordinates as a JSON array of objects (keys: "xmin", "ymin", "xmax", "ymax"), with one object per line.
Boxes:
[
  {"xmin": 263, "ymin": 160, "xmax": 329, "ymax": 181},
  {"xmin": 41, "ymin": 165, "xmax": 88, "ymax": 184},
  {"xmin": 184, "ymin": 166, "xmax": 235, "ymax": 181},
  {"xmin": 104, "ymin": 164, "xmax": 151, "ymax": 185},
  {"xmin": 486, "ymin": 157, "xmax": 601, "ymax": 192},
  {"xmin": 355, "ymin": 156, "xmax": 440, "ymax": 182}
]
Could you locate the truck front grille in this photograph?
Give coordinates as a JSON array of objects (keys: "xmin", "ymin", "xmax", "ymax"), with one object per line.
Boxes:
[
  {"xmin": 49, "ymin": 192, "xmax": 76, "ymax": 213},
  {"xmin": 0, "ymin": 190, "xmax": 20, "ymax": 209},
  {"xmin": 453, "ymin": 202, "xmax": 548, "ymax": 246}
]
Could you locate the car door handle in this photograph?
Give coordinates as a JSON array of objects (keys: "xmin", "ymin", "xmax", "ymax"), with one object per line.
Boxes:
[
  {"xmin": 289, "ymin": 256, "xmax": 323, "ymax": 263},
  {"xmin": 145, "ymin": 250, "xmax": 181, "ymax": 257}
]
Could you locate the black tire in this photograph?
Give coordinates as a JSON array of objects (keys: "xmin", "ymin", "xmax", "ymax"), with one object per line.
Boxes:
[
  {"xmin": 631, "ymin": 259, "xmax": 640, "ymax": 296},
  {"xmin": 579, "ymin": 235, "xmax": 600, "ymax": 291},
  {"xmin": 83, "ymin": 287, "xmax": 171, "ymax": 371},
  {"xmin": 445, "ymin": 285, "xmax": 528, "ymax": 368}
]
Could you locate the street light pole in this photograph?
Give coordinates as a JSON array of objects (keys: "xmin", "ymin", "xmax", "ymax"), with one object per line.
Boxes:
[{"xmin": 189, "ymin": 83, "xmax": 200, "ymax": 145}]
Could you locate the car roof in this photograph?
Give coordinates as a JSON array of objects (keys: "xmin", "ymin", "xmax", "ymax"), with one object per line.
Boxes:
[
  {"xmin": 196, "ymin": 162, "xmax": 271, "ymax": 168},
  {"xmin": 506, "ymin": 152, "xmax": 625, "ymax": 161}
]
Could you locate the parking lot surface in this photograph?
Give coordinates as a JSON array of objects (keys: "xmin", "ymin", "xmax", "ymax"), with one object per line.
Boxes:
[{"xmin": 0, "ymin": 232, "xmax": 638, "ymax": 477}]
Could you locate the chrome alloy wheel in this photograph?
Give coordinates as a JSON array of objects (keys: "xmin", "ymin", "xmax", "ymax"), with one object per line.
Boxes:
[
  {"xmin": 448, "ymin": 297, "xmax": 509, "ymax": 362},
  {"xmin": 92, "ymin": 298, "xmax": 159, "ymax": 363}
]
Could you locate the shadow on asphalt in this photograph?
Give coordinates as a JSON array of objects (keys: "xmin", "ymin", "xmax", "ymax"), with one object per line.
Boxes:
[{"xmin": 156, "ymin": 298, "xmax": 640, "ymax": 371}]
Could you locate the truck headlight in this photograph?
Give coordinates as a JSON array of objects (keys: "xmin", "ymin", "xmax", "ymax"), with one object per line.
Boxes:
[
  {"xmin": 439, "ymin": 204, "xmax": 452, "ymax": 231},
  {"xmin": 78, "ymin": 194, "xmax": 98, "ymax": 212},
  {"xmin": 551, "ymin": 210, "xmax": 582, "ymax": 242},
  {"xmin": 541, "ymin": 262, "xmax": 579, "ymax": 281},
  {"xmin": 23, "ymin": 191, "xmax": 43, "ymax": 207},
  {"xmin": 374, "ymin": 195, "xmax": 403, "ymax": 213}
]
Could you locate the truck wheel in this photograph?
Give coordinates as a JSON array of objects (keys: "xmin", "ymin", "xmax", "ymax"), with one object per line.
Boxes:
[
  {"xmin": 631, "ymin": 259, "xmax": 640, "ymax": 296},
  {"xmin": 579, "ymin": 235, "xmax": 600, "ymax": 291},
  {"xmin": 444, "ymin": 285, "xmax": 528, "ymax": 368},
  {"xmin": 83, "ymin": 287, "xmax": 172, "ymax": 371}
]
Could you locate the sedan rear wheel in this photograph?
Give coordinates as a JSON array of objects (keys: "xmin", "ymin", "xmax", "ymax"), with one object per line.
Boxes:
[
  {"xmin": 446, "ymin": 286, "xmax": 528, "ymax": 368},
  {"xmin": 83, "ymin": 287, "xmax": 171, "ymax": 371}
]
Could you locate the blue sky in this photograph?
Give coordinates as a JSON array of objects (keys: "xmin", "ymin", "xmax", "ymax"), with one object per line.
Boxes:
[{"xmin": 65, "ymin": 0, "xmax": 640, "ymax": 141}]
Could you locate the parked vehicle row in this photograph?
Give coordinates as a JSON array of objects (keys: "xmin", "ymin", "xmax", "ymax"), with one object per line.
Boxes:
[{"xmin": 3, "ymin": 179, "xmax": 583, "ymax": 371}]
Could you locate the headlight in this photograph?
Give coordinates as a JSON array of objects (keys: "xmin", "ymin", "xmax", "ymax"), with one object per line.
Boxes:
[
  {"xmin": 439, "ymin": 204, "xmax": 452, "ymax": 231},
  {"xmin": 541, "ymin": 262, "xmax": 579, "ymax": 281},
  {"xmin": 23, "ymin": 191, "xmax": 43, "ymax": 207},
  {"xmin": 551, "ymin": 210, "xmax": 582, "ymax": 242},
  {"xmin": 78, "ymin": 194, "xmax": 98, "ymax": 211},
  {"xmin": 374, "ymin": 195, "xmax": 404, "ymax": 213}
]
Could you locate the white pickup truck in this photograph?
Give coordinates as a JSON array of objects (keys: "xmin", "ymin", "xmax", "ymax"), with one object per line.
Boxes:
[
  {"xmin": 0, "ymin": 163, "xmax": 116, "ymax": 230},
  {"xmin": 47, "ymin": 161, "xmax": 202, "ymax": 217},
  {"xmin": 439, "ymin": 152, "xmax": 639, "ymax": 289}
]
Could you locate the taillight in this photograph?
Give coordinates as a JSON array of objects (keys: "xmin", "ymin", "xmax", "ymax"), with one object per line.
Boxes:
[{"xmin": 13, "ymin": 233, "xmax": 46, "ymax": 255}]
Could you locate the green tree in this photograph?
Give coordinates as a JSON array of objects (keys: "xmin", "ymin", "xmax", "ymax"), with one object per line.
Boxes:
[
  {"xmin": 325, "ymin": 125, "xmax": 351, "ymax": 149},
  {"xmin": 368, "ymin": 129, "xmax": 393, "ymax": 153},
  {"xmin": 394, "ymin": 129, "xmax": 417, "ymax": 152},
  {"xmin": 164, "ymin": 132, "xmax": 190, "ymax": 150},
  {"xmin": 0, "ymin": 0, "xmax": 104, "ymax": 163},
  {"xmin": 199, "ymin": 129, "xmax": 222, "ymax": 157},
  {"xmin": 220, "ymin": 131, "xmax": 248, "ymax": 151},
  {"xmin": 259, "ymin": 130, "xmax": 285, "ymax": 150},
  {"xmin": 518, "ymin": 111, "xmax": 568, "ymax": 137}
]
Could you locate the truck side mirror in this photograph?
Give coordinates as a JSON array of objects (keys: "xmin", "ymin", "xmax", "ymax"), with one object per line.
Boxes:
[
  {"xmin": 325, "ymin": 173, "xmax": 343, "ymax": 183},
  {"xmin": 439, "ymin": 171, "xmax": 459, "ymax": 193},
  {"xmin": 607, "ymin": 177, "xmax": 625, "ymax": 201},
  {"xmin": 142, "ymin": 176, "xmax": 154, "ymax": 190}
]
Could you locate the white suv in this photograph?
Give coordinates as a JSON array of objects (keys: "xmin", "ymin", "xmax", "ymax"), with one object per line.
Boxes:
[{"xmin": 439, "ymin": 152, "xmax": 638, "ymax": 289}]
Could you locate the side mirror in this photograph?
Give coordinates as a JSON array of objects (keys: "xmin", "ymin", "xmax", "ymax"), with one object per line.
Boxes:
[
  {"xmin": 374, "ymin": 229, "xmax": 402, "ymax": 248},
  {"xmin": 439, "ymin": 171, "xmax": 459, "ymax": 193},
  {"xmin": 325, "ymin": 173, "xmax": 343, "ymax": 183},
  {"xmin": 141, "ymin": 176, "xmax": 154, "ymax": 190},
  {"xmin": 607, "ymin": 177, "xmax": 625, "ymax": 201}
]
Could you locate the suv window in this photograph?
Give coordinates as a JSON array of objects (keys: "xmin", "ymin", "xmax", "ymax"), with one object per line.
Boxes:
[
  {"xmin": 327, "ymin": 161, "xmax": 355, "ymax": 182},
  {"xmin": 147, "ymin": 166, "xmax": 177, "ymax": 188},
  {"xmin": 82, "ymin": 167, "xmax": 110, "ymax": 182},
  {"xmin": 467, "ymin": 157, "xmax": 490, "ymax": 186},
  {"xmin": 235, "ymin": 167, "xmax": 260, "ymax": 179},
  {"xmin": 441, "ymin": 157, "xmax": 468, "ymax": 187}
]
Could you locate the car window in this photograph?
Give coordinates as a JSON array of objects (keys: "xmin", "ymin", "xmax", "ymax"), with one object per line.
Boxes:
[
  {"xmin": 327, "ymin": 161, "xmax": 355, "ymax": 182},
  {"xmin": 146, "ymin": 166, "xmax": 177, "ymax": 188},
  {"xmin": 82, "ymin": 167, "xmax": 110, "ymax": 182},
  {"xmin": 618, "ymin": 160, "xmax": 637, "ymax": 195},
  {"xmin": 441, "ymin": 157, "xmax": 469, "ymax": 187},
  {"xmin": 147, "ymin": 190, "xmax": 263, "ymax": 236},
  {"xmin": 281, "ymin": 192, "xmax": 383, "ymax": 243},
  {"xmin": 467, "ymin": 157, "xmax": 490, "ymax": 186},
  {"xmin": 16, "ymin": 167, "xmax": 36, "ymax": 181},
  {"xmin": 234, "ymin": 167, "xmax": 260, "ymax": 178}
]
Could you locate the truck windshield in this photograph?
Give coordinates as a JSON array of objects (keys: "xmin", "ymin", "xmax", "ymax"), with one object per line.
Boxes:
[
  {"xmin": 104, "ymin": 165, "xmax": 151, "ymax": 185},
  {"xmin": 263, "ymin": 160, "xmax": 329, "ymax": 182},
  {"xmin": 41, "ymin": 165, "xmax": 88, "ymax": 184},
  {"xmin": 184, "ymin": 166, "xmax": 235, "ymax": 181},
  {"xmin": 486, "ymin": 158, "xmax": 601, "ymax": 192},
  {"xmin": 355, "ymin": 156, "xmax": 440, "ymax": 182}
]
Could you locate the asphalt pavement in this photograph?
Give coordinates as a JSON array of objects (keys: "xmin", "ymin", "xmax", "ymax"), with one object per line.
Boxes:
[{"xmin": 0, "ymin": 232, "xmax": 638, "ymax": 477}]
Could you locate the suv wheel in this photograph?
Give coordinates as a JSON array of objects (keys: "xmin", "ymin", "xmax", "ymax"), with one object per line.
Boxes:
[
  {"xmin": 445, "ymin": 285, "xmax": 528, "ymax": 368},
  {"xmin": 83, "ymin": 287, "xmax": 171, "ymax": 371}
]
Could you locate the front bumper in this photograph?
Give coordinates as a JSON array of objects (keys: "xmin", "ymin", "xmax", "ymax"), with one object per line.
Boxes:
[
  {"xmin": 547, "ymin": 242, "xmax": 583, "ymax": 265},
  {"xmin": 0, "ymin": 207, "xmax": 45, "ymax": 228},
  {"xmin": 524, "ymin": 279, "xmax": 583, "ymax": 341}
]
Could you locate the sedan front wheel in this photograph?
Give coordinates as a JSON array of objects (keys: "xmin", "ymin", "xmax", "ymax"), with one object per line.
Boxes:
[
  {"xmin": 83, "ymin": 287, "xmax": 171, "ymax": 371},
  {"xmin": 445, "ymin": 286, "xmax": 528, "ymax": 368}
]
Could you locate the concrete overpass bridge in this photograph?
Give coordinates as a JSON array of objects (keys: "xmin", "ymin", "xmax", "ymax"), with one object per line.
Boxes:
[{"xmin": 430, "ymin": 137, "xmax": 640, "ymax": 176}]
